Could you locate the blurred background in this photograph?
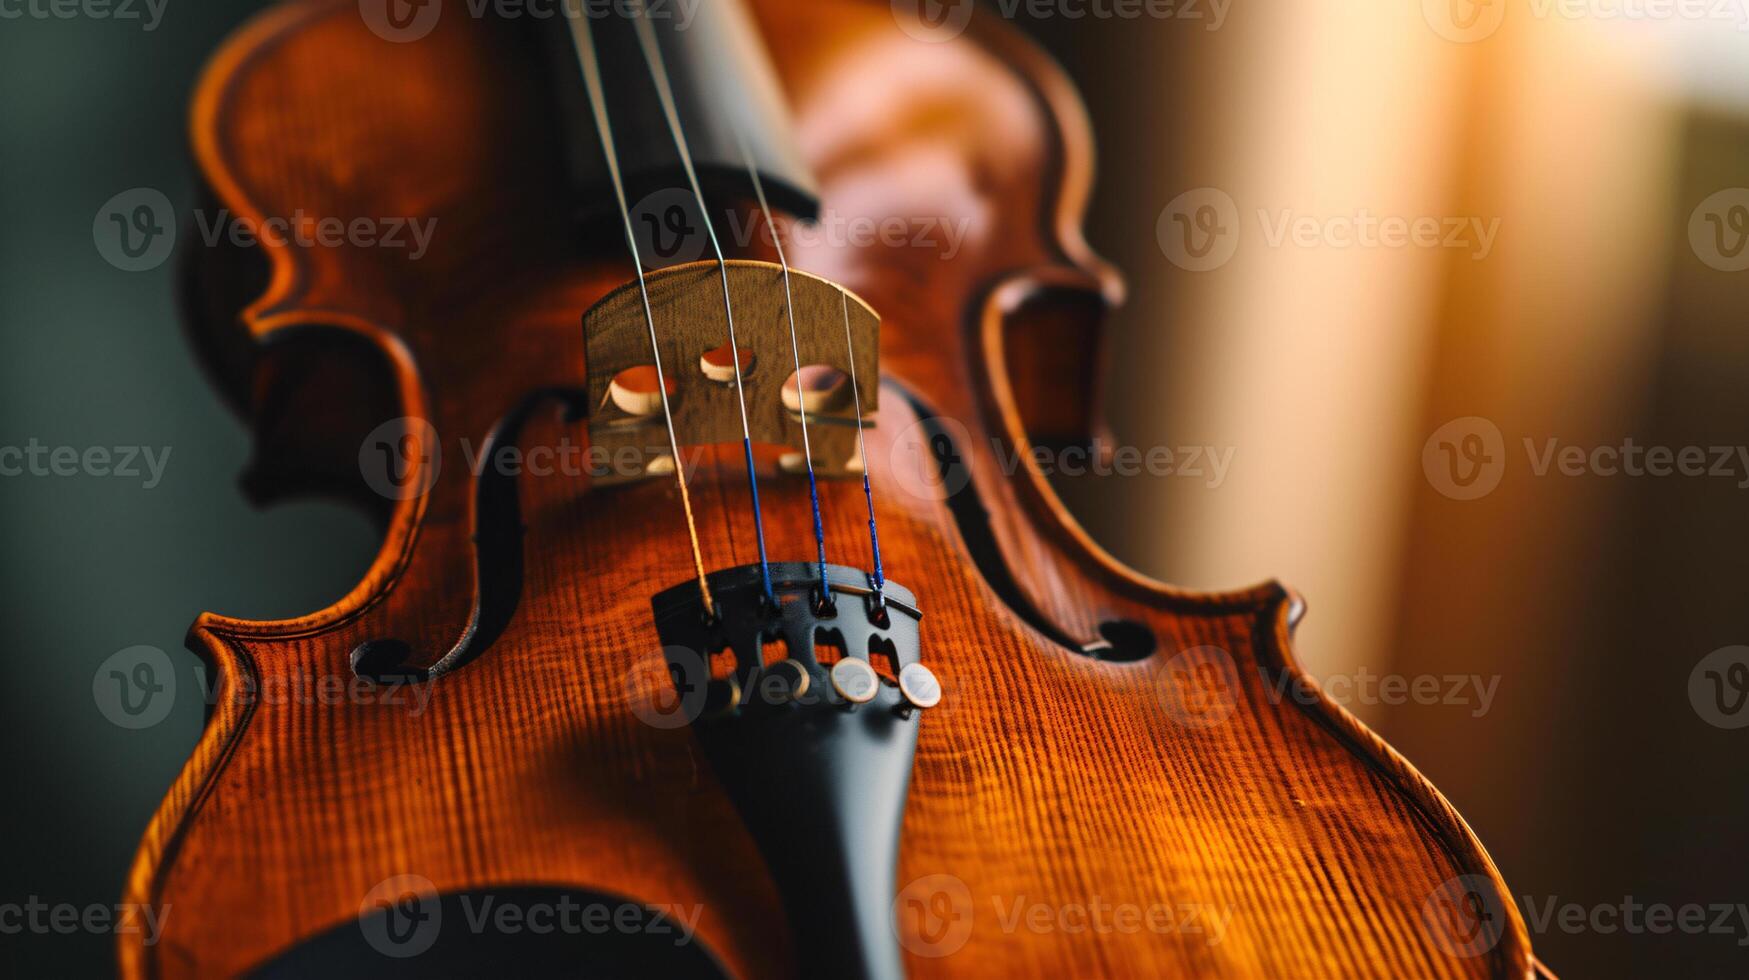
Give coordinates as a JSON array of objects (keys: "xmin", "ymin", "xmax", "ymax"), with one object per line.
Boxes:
[
  {"xmin": 2, "ymin": 0, "xmax": 1746, "ymax": 976},
  {"xmin": 1036, "ymin": 5, "xmax": 1749, "ymax": 977}
]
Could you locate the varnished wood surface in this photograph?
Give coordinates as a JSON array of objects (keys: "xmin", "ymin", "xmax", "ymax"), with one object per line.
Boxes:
[
  {"xmin": 581, "ymin": 259, "xmax": 878, "ymax": 480},
  {"xmin": 124, "ymin": 0, "xmax": 1538, "ymax": 977}
]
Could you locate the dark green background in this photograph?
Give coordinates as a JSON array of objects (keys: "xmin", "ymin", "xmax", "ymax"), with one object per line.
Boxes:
[{"xmin": 0, "ymin": 4, "xmax": 376, "ymax": 973}]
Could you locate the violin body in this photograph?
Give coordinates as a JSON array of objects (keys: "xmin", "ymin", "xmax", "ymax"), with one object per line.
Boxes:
[{"xmin": 127, "ymin": 0, "xmax": 1536, "ymax": 976}]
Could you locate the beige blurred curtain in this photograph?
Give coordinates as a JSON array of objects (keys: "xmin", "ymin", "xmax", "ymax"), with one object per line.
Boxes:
[
  {"xmin": 1066, "ymin": 1, "xmax": 1475, "ymax": 688},
  {"xmin": 1051, "ymin": 2, "xmax": 1749, "ymax": 975}
]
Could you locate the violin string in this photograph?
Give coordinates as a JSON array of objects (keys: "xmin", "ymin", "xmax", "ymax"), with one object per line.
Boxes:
[
  {"xmin": 838, "ymin": 288, "xmax": 886, "ymax": 599},
  {"xmin": 729, "ymin": 126, "xmax": 831, "ymax": 605},
  {"xmin": 567, "ymin": 12, "xmax": 715, "ymax": 617},
  {"xmin": 627, "ymin": 0, "xmax": 776, "ymax": 607}
]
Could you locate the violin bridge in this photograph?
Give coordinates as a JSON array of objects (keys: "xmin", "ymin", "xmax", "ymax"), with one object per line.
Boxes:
[{"xmin": 581, "ymin": 259, "xmax": 879, "ymax": 484}]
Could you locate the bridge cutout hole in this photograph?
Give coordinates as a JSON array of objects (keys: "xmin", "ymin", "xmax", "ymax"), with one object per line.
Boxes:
[
  {"xmin": 606, "ymin": 365, "xmax": 676, "ymax": 417},
  {"xmin": 781, "ymin": 365, "xmax": 851, "ymax": 415},
  {"xmin": 700, "ymin": 343, "xmax": 756, "ymax": 384},
  {"xmin": 867, "ymin": 635, "xmax": 900, "ymax": 685}
]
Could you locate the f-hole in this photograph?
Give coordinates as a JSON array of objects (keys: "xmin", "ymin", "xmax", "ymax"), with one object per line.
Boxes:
[
  {"xmin": 1084, "ymin": 620, "xmax": 1158, "ymax": 662},
  {"xmin": 350, "ymin": 387, "xmax": 590, "ymax": 684},
  {"xmin": 899, "ymin": 389, "xmax": 1159, "ymax": 664}
]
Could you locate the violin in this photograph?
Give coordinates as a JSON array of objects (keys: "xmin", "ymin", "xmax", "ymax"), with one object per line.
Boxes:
[{"xmin": 125, "ymin": 0, "xmax": 1544, "ymax": 976}]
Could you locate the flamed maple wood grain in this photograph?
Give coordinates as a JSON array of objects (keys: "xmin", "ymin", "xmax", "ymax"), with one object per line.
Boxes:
[{"xmin": 123, "ymin": 0, "xmax": 1540, "ymax": 976}]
